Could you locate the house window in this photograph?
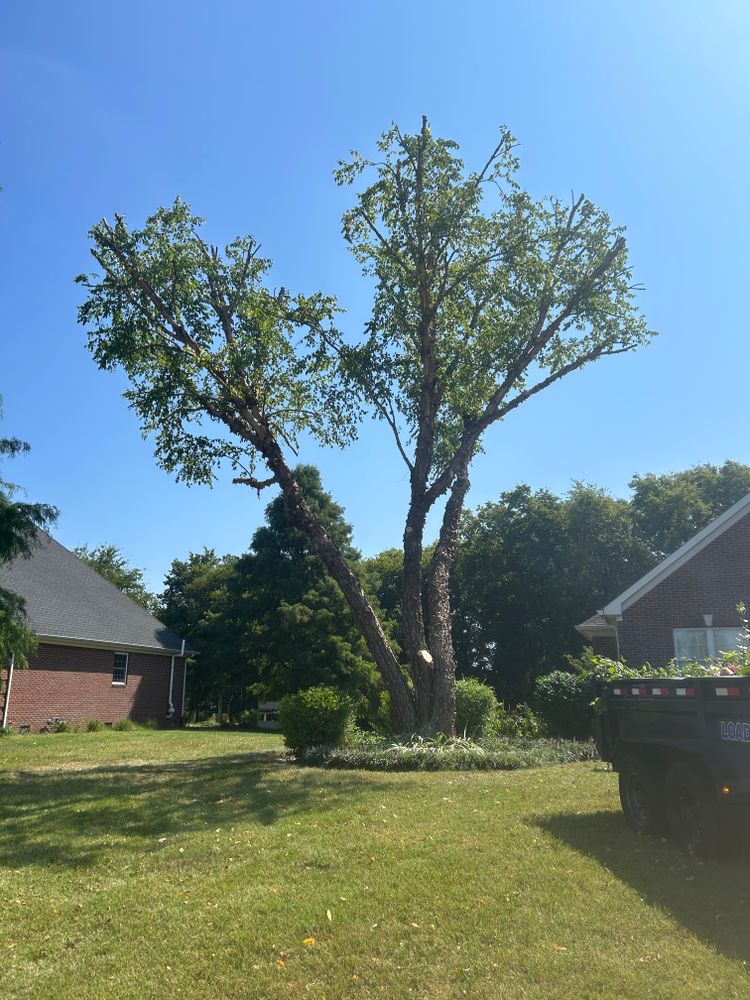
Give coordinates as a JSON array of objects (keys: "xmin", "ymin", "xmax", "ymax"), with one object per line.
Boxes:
[
  {"xmin": 673, "ymin": 628, "xmax": 741, "ymax": 665},
  {"xmin": 112, "ymin": 652, "xmax": 129, "ymax": 685}
]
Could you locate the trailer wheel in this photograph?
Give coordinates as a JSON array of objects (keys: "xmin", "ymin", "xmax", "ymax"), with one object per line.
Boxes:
[
  {"xmin": 618, "ymin": 755, "xmax": 665, "ymax": 836},
  {"xmin": 665, "ymin": 761, "xmax": 719, "ymax": 858}
]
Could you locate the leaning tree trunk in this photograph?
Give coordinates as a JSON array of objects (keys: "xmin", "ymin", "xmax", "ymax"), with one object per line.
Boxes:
[{"xmin": 258, "ymin": 433, "xmax": 417, "ymax": 733}]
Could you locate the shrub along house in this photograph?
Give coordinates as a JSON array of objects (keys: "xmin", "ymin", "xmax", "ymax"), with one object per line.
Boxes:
[
  {"xmin": 0, "ymin": 533, "xmax": 191, "ymax": 731},
  {"xmin": 577, "ymin": 492, "xmax": 750, "ymax": 668}
]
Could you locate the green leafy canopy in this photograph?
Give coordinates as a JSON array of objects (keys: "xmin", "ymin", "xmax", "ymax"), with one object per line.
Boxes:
[{"xmin": 76, "ymin": 200, "xmax": 358, "ymax": 487}]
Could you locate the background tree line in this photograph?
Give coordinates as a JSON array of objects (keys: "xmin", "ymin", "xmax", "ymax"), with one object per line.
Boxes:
[{"xmin": 72, "ymin": 459, "xmax": 750, "ymax": 722}]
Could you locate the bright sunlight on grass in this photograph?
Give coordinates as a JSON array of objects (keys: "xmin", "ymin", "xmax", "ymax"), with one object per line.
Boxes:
[{"xmin": 1, "ymin": 729, "xmax": 748, "ymax": 999}]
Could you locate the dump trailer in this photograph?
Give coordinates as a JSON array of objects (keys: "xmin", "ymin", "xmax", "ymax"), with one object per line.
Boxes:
[{"xmin": 597, "ymin": 676, "xmax": 750, "ymax": 857}]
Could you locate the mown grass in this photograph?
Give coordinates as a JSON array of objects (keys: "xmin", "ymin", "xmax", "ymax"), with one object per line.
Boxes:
[{"xmin": 1, "ymin": 729, "xmax": 749, "ymax": 999}]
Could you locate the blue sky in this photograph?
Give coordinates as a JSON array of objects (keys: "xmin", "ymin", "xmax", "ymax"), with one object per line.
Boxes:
[{"xmin": 1, "ymin": 1, "xmax": 749, "ymax": 591}]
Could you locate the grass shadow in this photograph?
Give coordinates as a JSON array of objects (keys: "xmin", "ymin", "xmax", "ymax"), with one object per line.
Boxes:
[
  {"xmin": 536, "ymin": 808, "xmax": 750, "ymax": 964},
  {"xmin": 0, "ymin": 749, "xmax": 393, "ymax": 871}
]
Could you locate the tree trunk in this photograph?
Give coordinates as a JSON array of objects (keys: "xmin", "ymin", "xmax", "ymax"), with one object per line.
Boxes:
[
  {"xmin": 258, "ymin": 434, "xmax": 417, "ymax": 733},
  {"xmin": 402, "ymin": 499, "xmax": 434, "ymax": 730},
  {"xmin": 426, "ymin": 472, "xmax": 470, "ymax": 735}
]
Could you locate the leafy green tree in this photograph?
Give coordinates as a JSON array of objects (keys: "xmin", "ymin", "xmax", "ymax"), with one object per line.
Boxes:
[
  {"xmin": 236, "ymin": 466, "xmax": 381, "ymax": 712},
  {"xmin": 160, "ymin": 549, "xmax": 244, "ymax": 719},
  {"xmin": 0, "ymin": 401, "xmax": 57, "ymax": 669},
  {"xmin": 452, "ymin": 483, "xmax": 652, "ymax": 703},
  {"xmin": 74, "ymin": 543, "xmax": 158, "ymax": 614},
  {"xmin": 77, "ymin": 120, "xmax": 651, "ymax": 734},
  {"xmin": 630, "ymin": 461, "xmax": 750, "ymax": 559}
]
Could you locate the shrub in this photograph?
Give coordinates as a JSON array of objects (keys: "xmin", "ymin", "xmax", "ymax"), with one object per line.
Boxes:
[
  {"xmin": 533, "ymin": 671, "xmax": 595, "ymax": 740},
  {"xmin": 297, "ymin": 733, "xmax": 598, "ymax": 771},
  {"xmin": 87, "ymin": 719, "xmax": 104, "ymax": 732},
  {"xmin": 279, "ymin": 686, "xmax": 352, "ymax": 754},
  {"xmin": 0, "ymin": 725, "xmax": 14, "ymax": 737},
  {"xmin": 455, "ymin": 678, "xmax": 498, "ymax": 738},
  {"xmin": 140, "ymin": 719, "xmax": 158, "ymax": 730},
  {"xmin": 491, "ymin": 702, "xmax": 543, "ymax": 739},
  {"xmin": 113, "ymin": 718, "xmax": 135, "ymax": 731},
  {"xmin": 51, "ymin": 720, "xmax": 71, "ymax": 733}
]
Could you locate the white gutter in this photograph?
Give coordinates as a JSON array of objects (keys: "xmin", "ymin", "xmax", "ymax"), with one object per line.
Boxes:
[
  {"xmin": 180, "ymin": 639, "xmax": 187, "ymax": 722},
  {"xmin": 2, "ymin": 654, "xmax": 15, "ymax": 729},
  {"xmin": 166, "ymin": 655, "xmax": 175, "ymax": 718}
]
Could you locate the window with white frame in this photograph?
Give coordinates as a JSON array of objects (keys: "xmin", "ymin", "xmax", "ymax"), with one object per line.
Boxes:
[
  {"xmin": 673, "ymin": 628, "xmax": 741, "ymax": 665},
  {"xmin": 112, "ymin": 652, "xmax": 129, "ymax": 685}
]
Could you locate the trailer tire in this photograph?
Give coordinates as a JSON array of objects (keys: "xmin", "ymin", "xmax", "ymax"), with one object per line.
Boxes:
[
  {"xmin": 665, "ymin": 761, "xmax": 720, "ymax": 858},
  {"xmin": 618, "ymin": 754, "xmax": 665, "ymax": 836}
]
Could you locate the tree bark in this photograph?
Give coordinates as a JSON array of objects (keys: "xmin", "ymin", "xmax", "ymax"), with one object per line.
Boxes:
[{"xmin": 426, "ymin": 471, "xmax": 470, "ymax": 735}]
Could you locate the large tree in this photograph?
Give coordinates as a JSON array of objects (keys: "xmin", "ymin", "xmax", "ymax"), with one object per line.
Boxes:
[
  {"xmin": 235, "ymin": 465, "xmax": 381, "ymax": 709},
  {"xmin": 74, "ymin": 542, "xmax": 158, "ymax": 614},
  {"xmin": 77, "ymin": 119, "xmax": 651, "ymax": 734},
  {"xmin": 160, "ymin": 549, "xmax": 245, "ymax": 720},
  {"xmin": 0, "ymin": 402, "xmax": 57, "ymax": 668}
]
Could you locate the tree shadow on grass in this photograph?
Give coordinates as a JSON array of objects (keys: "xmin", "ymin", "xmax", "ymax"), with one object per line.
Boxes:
[
  {"xmin": 0, "ymin": 750, "xmax": 393, "ymax": 871},
  {"xmin": 535, "ymin": 809, "xmax": 750, "ymax": 965}
]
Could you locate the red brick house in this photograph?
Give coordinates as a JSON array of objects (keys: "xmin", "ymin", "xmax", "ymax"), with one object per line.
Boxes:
[
  {"xmin": 576, "ymin": 493, "xmax": 750, "ymax": 668},
  {"xmin": 0, "ymin": 534, "xmax": 191, "ymax": 731}
]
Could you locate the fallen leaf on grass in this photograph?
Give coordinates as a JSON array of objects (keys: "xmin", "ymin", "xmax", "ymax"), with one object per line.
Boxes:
[
  {"xmin": 303, "ymin": 937, "xmax": 316, "ymax": 947},
  {"xmin": 326, "ymin": 909, "xmax": 333, "ymax": 922},
  {"xmin": 551, "ymin": 944, "xmax": 567, "ymax": 952}
]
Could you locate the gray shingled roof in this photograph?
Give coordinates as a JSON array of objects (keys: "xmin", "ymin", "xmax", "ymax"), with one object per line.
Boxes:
[{"xmin": 0, "ymin": 533, "xmax": 188, "ymax": 654}]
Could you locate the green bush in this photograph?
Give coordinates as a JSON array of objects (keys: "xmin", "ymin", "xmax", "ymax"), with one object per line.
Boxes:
[
  {"xmin": 533, "ymin": 671, "xmax": 595, "ymax": 740},
  {"xmin": 51, "ymin": 720, "xmax": 71, "ymax": 733},
  {"xmin": 491, "ymin": 702, "xmax": 543, "ymax": 739},
  {"xmin": 87, "ymin": 719, "xmax": 104, "ymax": 732},
  {"xmin": 455, "ymin": 678, "xmax": 498, "ymax": 738},
  {"xmin": 140, "ymin": 719, "xmax": 158, "ymax": 730},
  {"xmin": 113, "ymin": 718, "xmax": 135, "ymax": 731},
  {"xmin": 0, "ymin": 725, "xmax": 14, "ymax": 737},
  {"xmin": 279, "ymin": 686, "xmax": 352, "ymax": 753}
]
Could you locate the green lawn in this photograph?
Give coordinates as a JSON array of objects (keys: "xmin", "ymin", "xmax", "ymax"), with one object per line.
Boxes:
[{"xmin": 1, "ymin": 730, "xmax": 748, "ymax": 999}]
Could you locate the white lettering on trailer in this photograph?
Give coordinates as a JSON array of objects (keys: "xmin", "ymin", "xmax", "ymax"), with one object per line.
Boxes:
[{"xmin": 720, "ymin": 720, "xmax": 750, "ymax": 743}]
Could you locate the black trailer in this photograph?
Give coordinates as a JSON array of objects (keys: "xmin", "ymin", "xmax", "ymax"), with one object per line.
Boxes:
[{"xmin": 597, "ymin": 676, "xmax": 750, "ymax": 857}]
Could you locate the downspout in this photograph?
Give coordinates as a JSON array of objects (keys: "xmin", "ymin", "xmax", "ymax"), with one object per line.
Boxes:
[
  {"xmin": 166, "ymin": 655, "xmax": 175, "ymax": 719},
  {"xmin": 179, "ymin": 639, "xmax": 187, "ymax": 724},
  {"xmin": 2, "ymin": 654, "xmax": 15, "ymax": 729}
]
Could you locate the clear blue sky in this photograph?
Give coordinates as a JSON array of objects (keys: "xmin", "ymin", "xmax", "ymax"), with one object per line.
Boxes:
[{"xmin": 1, "ymin": 1, "xmax": 749, "ymax": 591}]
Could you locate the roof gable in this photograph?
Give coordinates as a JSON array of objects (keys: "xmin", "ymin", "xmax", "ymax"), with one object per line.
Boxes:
[
  {"xmin": 601, "ymin": 492, "xmax": 750, "ymax": 617},
  {"xmin": 0, "ymin": 533, "xmax": 188, "ymax": 654}
]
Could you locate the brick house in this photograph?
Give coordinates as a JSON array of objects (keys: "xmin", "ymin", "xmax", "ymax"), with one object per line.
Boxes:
[
  {"xmin": 576, "ymin": 493, "xmax": 750, "ymax": 668},
  {"xmin": 0, "ymin": 534, "xmax": 191, "ymax": 731}
]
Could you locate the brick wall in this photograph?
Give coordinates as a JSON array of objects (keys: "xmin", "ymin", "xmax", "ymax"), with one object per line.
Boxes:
[
  {"xmin": 5, "ymin": 643, "xmax": 186, "ymax": 731},
  {"xmin": 618, "ymin": 511, "xmax": 750, "ymax": 667}
]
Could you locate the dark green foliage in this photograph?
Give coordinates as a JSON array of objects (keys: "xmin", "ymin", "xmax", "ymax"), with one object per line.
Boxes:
[
  {"xmin": 279, "ymin": 686, "xmax": 352, "ymax": 753},
  {"xmin": 234, "ymin": 466, "xmax": 381, "ymax": 709},
  {"xmin": 452, "ymin": 464, "xmax": 750, "ymax": 705},
  {"xmin": 51, "ymin": 720, "xmax": 72, "ymax": 733},
  {"xmin": 73, "ymin": 543, "xmax": 158, "ymax": 614},
  {"xmin": 86, "ymin": 719, "xmax": 104, "ymax": 732},
  {"xmin": 629, "ymin": 460, "xmax": 750, "ymax": 559},
  {"xmin": 297, "ymin": 733, "xmax": 598, "ymax": 771},
  {"xmin": 0, "ymin": 400, "xmax": 57, "ymax": 668},
  {"xmin": 533, "ymin": 671, "xmax": 595, "ymax": 740},
  {"xmin": 113, "ymin": 719, "xmax": 135, "ymax": 731},
  {"xmin": 491, "ymin": 703, "xmax": 543, "ymax": 739},
  {"xmin": 160, "ymin": 549, "xmax": 246, "ymax": 718},
  {"xmin": 455, "ymin": 677, "xmax": 498, "ymax": 738}
]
